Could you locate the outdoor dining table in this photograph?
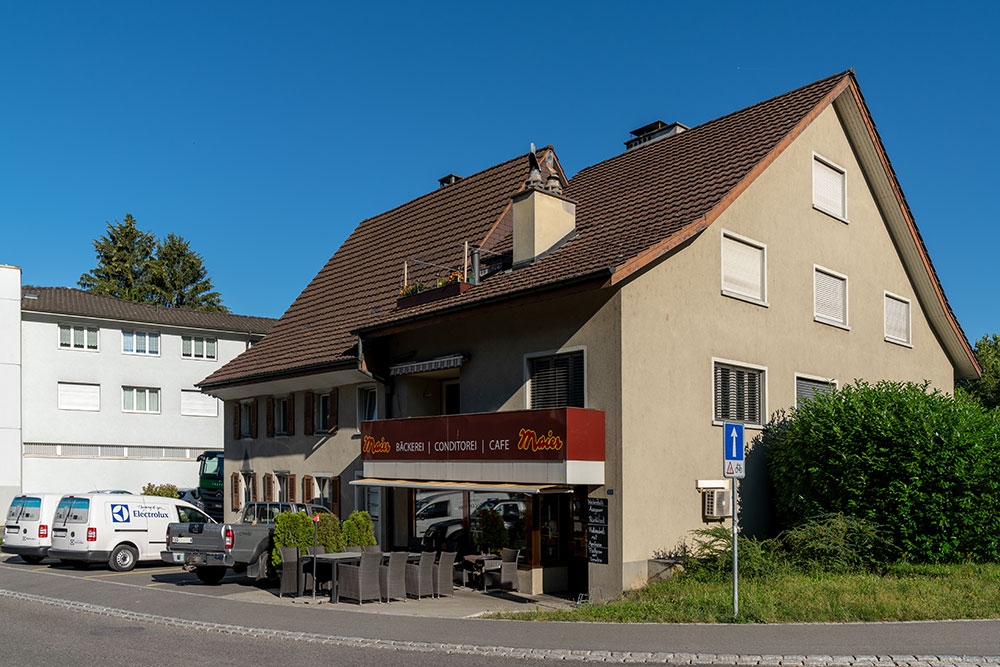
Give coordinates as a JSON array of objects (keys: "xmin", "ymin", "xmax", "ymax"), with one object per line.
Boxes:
[
  {"xmin": 302, "ymin": 551, "xmax": 423, "ymax": 602},
  {"xmin": 462, "ymin": 553, "xmax": 500, "ymax": 591}
]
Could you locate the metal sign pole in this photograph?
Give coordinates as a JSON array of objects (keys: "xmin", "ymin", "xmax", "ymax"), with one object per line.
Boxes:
[{"xmin": 732, "ymin": 476, "xmax": 738, "ymax": 617}]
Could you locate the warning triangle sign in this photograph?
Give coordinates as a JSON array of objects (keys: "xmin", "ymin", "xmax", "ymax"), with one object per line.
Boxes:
[{"xmin": 725, "ymin": 461, "xmax": 734, "ymax": 475}]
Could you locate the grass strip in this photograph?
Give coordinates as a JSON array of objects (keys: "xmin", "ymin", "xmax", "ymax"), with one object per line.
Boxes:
[{"xmin": 489, "ymin": 563, "xmax": 1000, "ymax": 623}]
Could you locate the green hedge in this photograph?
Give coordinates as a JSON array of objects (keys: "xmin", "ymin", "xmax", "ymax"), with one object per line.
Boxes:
[
  {"xmin": 272, "ymin": 512, "xmax": 343, "ymax": 566},
  {"xmin": 764, "ymin": 380, "xmax": 1000, "ymax": 563}
]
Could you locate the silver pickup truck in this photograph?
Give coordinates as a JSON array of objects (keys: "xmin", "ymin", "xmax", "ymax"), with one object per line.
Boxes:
[{"xmin": 162, "ymin": 502, "xmax": 331, "ymax": 584}]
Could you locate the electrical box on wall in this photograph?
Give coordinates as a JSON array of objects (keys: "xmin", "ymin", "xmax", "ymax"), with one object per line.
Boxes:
[{"xmin": 702, "ymin": 489, "xmax": 732, "ymax": 520}]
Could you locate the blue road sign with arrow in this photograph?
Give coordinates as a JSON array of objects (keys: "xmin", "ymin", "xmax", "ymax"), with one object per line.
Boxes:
[{"xmin": 723, "ymin": 422, "xmax": 745, "ymax": 479}]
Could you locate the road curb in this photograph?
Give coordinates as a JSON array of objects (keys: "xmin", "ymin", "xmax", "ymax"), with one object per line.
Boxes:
[{"xmin": 2, "ymin": 588, "xmax": 998, "ymax": 666}]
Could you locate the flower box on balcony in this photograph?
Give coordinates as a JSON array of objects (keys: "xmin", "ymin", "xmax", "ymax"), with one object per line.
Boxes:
[{"xmin": 396, "ymin": 281, "xmax": 474, "ymax": 309}]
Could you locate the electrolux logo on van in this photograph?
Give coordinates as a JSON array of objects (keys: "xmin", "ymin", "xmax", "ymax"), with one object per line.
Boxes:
[
  {"xmin": 132, "ymin": 506, "xmax": 171, "ymax": 519},
  {"xmin": 111, "ymin": 504, "xmax": 130, "ymax": 523}
]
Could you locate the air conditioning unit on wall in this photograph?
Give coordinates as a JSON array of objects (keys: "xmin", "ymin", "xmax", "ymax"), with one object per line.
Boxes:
[{"xmin": 702, "ymin": 489, "xmax": 732, "ymax": 520}]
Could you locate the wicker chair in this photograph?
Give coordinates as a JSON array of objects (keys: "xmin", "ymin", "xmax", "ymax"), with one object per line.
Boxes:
[
  {"xmin": 379, "ymin": 551, "xmax": 407, "ymax": 602},
  {"xmin": 337, "ymin": 550, "xmax": 382, "ymax": 604},
  {"xmin": 363, "ymin": 545, "xmax": 381, "ymax": 553},
  {"xmin": 405, "ymin": 551, "xmax": 435, "ymax": 599},
  {"xmin": 345, "ymin": 545, "xmax": 363, "ymax": 553},
  {"xmin": 278, "ymin": 547, "xmax": 300, "ymax": 598},
  {"xmin": 434, "ymin": 551, "xmax": 457, "ymax": 597},
  {"xmin": 483, "ymin": 548, "xmax": 519, "ymax": 592},
  {"xmin": 304, "ymin": 546, "xmax": 330, "ymax": 593}
]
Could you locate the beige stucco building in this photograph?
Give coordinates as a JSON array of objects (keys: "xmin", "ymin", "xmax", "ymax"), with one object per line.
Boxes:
[{"xmin": 200, "ymin": 71, "xmax": 979, "ymax": 598}]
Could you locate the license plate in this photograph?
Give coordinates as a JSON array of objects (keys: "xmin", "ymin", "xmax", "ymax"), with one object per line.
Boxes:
[{"xmin": 174, "ymin": 536, "xmax": 193, "ymax": 544}]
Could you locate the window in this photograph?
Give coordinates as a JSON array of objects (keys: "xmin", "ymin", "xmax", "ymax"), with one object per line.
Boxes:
[
  {"xmin": 57, "ymin": 382, "xmax": 100, "ymax": 411},
  {"xmin": 180, "ymin": 390, "xmax": 218, "ymax": 417},
  {"xmin": 713, "ymin": 361, "xmax": 764, "ymax": 426},
  {"xmin": 239, "ymin": 401, "xmax": 256, "ymax": 439},
  {"xmin": 315, "ymin": 393, "xmax": 330, "ymax": 432},
  {"xmin": 721, "ymin": 232, "xmax": 766, "ymax": 304},
  {"xmin": 527, "ymin": 350, "xmax": 585, "ymax": 409},
  {"xmin": 275, "ymin": 397, "xmax": 289, "ymax": 435},
  {"xmin": 813, "ymin": 154, "xmax": 846, "ymax": 220},
  {"xmin": 182, "ymin": 335, "xmax": 217, "ymax": 360},
  {"xmin": 884, "ymin": 292, "xmax": 912, "ymax": 345},
  {"xmin": 59, "ymin": 325, "xmax": 99, "ymax": 350},
  {"xmin": 358, "ymin": 386, "xmax": 377, "ymax": 424},
  {"xmin": 813, "ymin": 266, "xmax": 848, "ymax": 328},
  {"xmin": 122, "ymin": 331, "xmax": 160, "ymax": 356},
  {"xmin": 122, "ymin": 386, "xmax": 160, "ymax": 413},
  {"xmin": 795, "ymin": 375, "xmax": 836, "ymax": 408}
]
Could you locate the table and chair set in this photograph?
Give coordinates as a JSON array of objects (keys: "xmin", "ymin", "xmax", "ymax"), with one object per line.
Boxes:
[{"xmin": 279, "ymin": 545, "xmax": 520, "ymax": 604}]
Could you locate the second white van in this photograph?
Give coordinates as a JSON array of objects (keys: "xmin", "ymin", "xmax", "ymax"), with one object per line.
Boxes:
[
  {"xmin": 2, "ymin": 493, "xmax": 64, "ymax": 564},
  {"xmin": 48, "ymin": 493, "xmax": 214, "ymax": 571}
]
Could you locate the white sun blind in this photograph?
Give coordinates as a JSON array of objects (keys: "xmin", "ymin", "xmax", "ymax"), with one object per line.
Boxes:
[
  {"xmin": 814, "ymin": 269, "xmax": 847, "ymax": 325},
  {"xmin": 57, "ymin": 382, "xmax": 100, "ymax": 411},
  {"xmin": 813, "ymin": 157, "xmax": 845, "ymax": 219},
  {"xmin": 181, "ymin": 390, "xmax": 219, "ymax": 417},
  {"xmin": 885, "ymin": 294, "xmax": 911, "ymax": 344},
  {"xmin": 722, "ymin": 234, "xmax": 764, "ymax": 301}
]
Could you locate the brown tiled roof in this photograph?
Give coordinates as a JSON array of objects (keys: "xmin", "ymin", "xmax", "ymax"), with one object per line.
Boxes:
[
  {"xmin": 352, "ymin": 71, "xmax": 853, "ymax": 329},
  {"xmin": 21, "ymin": 286, "xmax": 275, "ymax": 335},
  {"xmin": 205, "ymin": 69, "xmax": 978, "ymax": 387},
  {"xmin": 200, "ymin": 149, "xmax": 562, "ymax": 387}
]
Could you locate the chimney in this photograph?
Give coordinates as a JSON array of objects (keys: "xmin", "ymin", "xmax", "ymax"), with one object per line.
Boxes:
[
  {"xmin": 624, "ymin": 120, "xmax": 688, "ymax": 151},
  {"xmin": 438, "ymin": 173, "xmax": 463, "ymax": 188},
  {"xmin": 512, "ymin": 153, "xmax": 575, "ymax": 266}
]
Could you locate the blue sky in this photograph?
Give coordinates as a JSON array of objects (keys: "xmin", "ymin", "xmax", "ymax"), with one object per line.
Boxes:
[{"xmin": 2, "ymin": 2, "xmax": 997, "ymax": 344}]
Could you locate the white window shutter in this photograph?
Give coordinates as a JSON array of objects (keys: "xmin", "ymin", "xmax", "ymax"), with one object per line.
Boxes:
[
  {"xmin": 814, "ymin": 270, "xmax": 847, "ymax": 325},
  {"xmin": 57, "ymin": 383, "xmax": 100, "ymax": 411},
  {"xmin": 885, "ymin": 295, "xmax": 910, "ymax": 343},
  {"xmin": 181, "ymin": 390, "xmax": 219, "ymax": 417},
  {"xmin": 722, "ymin": 236, "xmax": 764, "ymax": 301},
  {"xmin": 813, "ymin": 158, "xmax": 845, "ymax": 218}
]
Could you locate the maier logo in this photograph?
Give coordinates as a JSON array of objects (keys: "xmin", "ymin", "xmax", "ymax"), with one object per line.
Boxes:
[
  {"xmin": 517, "ymin": 428, "xmax": 564, "ymax": 453},
  {"xmin": 362, "ymin": 435, "xmax": 391, "ymax": 454}
]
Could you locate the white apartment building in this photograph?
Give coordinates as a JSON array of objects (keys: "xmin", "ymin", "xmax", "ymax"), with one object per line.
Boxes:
[{"xmin": 0, "ymin": 264, "xmax": 274, "ymax": 512}]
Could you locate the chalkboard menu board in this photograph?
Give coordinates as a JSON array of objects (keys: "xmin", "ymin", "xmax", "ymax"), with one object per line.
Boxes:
[{"xmin": 587, "ymin": 497, "xmax": 608, "ymax": 564}]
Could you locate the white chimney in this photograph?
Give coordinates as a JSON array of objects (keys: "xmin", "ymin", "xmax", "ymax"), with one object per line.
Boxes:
[{"xmin": 512, "ymin": 155, "xmax": 575, "ymax": 266}]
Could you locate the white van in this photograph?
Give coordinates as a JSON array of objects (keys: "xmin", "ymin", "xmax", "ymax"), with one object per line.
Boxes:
[
  {"xmin": 3, "ymin": 494, "xmax": 64, "ymax": 564},
  {"xmin": 48, "ymin": 493, "xmax": 214, "ymax": 572}
]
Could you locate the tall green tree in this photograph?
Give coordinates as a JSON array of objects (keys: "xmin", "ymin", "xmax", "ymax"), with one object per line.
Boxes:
[
  {"xmin": 78, "ymin": 214, "xmax": 228, "ymax": 312},
  {"xmin": 78, "ymin": 214, "xmax": 158, "ymax": 303},
  {"xmin": 151, "ymin": 233, "xmax": 228, "ymax": 312},
  {"xmin": 960, "ymin": 334, "xmax": 1000, "ymax": 410}
]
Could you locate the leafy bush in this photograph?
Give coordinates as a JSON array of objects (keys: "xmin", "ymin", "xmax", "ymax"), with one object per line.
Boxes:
[
  {"xmin": 272, "ymin": 511, "xmax": 344, "ymax": 566},
  {"xmin": 141, "ymin": 483, "xmax": 179, "ymax": 498},
  {"xmin": 775, "ymin": 513, "xmax": 896, "ymax": 572},
  {"xmin": 680, "ymin": 526, "xmax": 787, "ymax": 580},
  {"xmin": 341, "ymin": 510, "xmax": 376, "ymax": 547},
  {"xmin": 765, "ymin": 380, "xmax": 1000, "ymax": 563},
  {"xmin": 474, "ymin": 508, "xmax": 508, "ymax": 554}
]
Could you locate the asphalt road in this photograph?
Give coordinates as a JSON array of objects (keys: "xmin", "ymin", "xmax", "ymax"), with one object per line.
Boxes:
[
  {"xmin": 1, "ymin": 555, "xmax": 998, "ymax": 663},
  {"xmin": 0, "ymin": 595, "xmax": 535, "ymax": 667}
]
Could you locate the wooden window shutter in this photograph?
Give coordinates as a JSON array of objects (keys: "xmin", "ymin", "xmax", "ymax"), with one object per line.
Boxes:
[
  {"xmin": 266, "ymin": 398, "xmax": 275, "ymax": 438},
  {"xmin": 331, "ymin": 477, "xmax": 341, "ymax": 517},
  {"xmin": 288, "ymin": 474, "xmax": 296, "ymax": 503},
  {"xmin": 304, "ymin": 391, "xmax": 314, "ymax": 436},
  {"xmin": 231, "ymin": 472, "xmax": 241, "ymax": 512},
  {"xmin": 329, "ymin": 387, "xmax": 339, "ymax": 433},
  {"xmin": 250, "ymin": 399, "xmax": 259, "ymax": 439},
  {"xmin": 303, "ymin": 475, "xmax": 314, "ymax": 503},
  {"xmin": 264, "ymin": 473, "xmax": 274, "ymax": 502},
  {"xmin": 286, "ymin": 394, "xmax": 295, "ymax": 436},
  {"xmin": 231, "ymin": 402, "xmax": 240, "ymax": 440},
  {"xmin": 249, "ymin": 473, "xmax": 258, "ymax": 502}
]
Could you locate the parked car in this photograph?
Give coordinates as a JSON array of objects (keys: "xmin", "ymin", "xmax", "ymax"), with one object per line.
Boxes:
[
  {"xmin": 163, "ymin": 501, "xmax": 330, "ymax": 584},
  {"xmin": 48, "ymin": 493, "xmax": 214, "ymax": 572},
  {"xmin": 2, "ymin": 493, "xmax": 64, "ymax": 564},
  {"xmin": 415, "ymin": 492, "xmax": 464, "ymax": 536}
]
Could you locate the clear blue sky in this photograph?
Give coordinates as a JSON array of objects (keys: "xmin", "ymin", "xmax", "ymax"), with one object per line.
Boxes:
[{"xmin": 2, "ymin": 2, "xmax": 997, "ymax": 344}]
